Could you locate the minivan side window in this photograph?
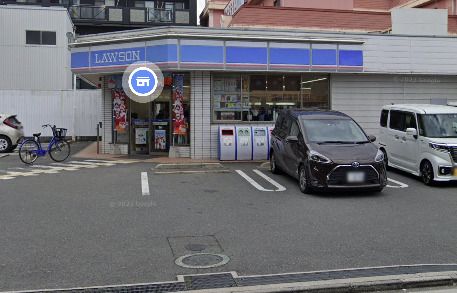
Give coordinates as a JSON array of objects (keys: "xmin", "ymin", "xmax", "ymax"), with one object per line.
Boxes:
[
  {"xmin": 389, "ymin": 110, "xmax": 404, "ymax": 131},
  {"xmin": 380, "ymin": 110, "xmax": 388, "ymax": 127},
  {"xmin": 289, "ymin": 120, "xmax": 300, "ymax": 137},
  {"xmin": 404, "ymin": 112, "xmax": 417, "ymax": 130}
]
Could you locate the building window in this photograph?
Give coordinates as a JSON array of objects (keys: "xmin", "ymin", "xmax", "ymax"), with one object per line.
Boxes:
[
  {"xmin": 26, "ymin": 30, "xmax": 56, "ymax": 45},
  {"xmin": 212, "ymin": 73, "xmax": 329, "ymax": 122}
]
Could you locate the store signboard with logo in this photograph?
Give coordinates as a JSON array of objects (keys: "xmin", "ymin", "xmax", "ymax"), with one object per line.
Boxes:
[{"xmin": 71, "ymin": 38, "xmax": 364, "ymax": 73}]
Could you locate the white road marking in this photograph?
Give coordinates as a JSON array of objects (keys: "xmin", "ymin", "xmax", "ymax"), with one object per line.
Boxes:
[
  {"xmin": 141, "ymin": 172, "xmax": 150, "ymax": 196},
  {"xmin": 386, "ymin": 178, "xmax": 409, "ymax": 188},
  {"xmin": 253, "ymin": 169, "xmax": 287, "ymax": 191},
  {"xmin": 235, "ymin": 170, "xmax": 273, "ymax": 191}
]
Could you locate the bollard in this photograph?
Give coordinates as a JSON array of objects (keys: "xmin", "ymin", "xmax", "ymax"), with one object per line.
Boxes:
[{"xmin": 96, "ymin": 124, "xmax": 100, "ymax": 154}]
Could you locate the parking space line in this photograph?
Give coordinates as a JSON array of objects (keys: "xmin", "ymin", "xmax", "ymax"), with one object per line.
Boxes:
[
  {"xmin": 235, "ymin": 170, "xmax": 286, "ymax": 192},
  {"xmin": 235, "ymin": 170, "xmax": 273, "ymax": 191},
  {"xmin": 253, "ymin": 169, "xmax": 287, "ymax": 192},
  {"xmin": 386, "ymin": 178, "xmax": 409, "ymax": 188},
  {"xmin": 141, "ymin": 172, "xmax": 150, "ymax": 196}
]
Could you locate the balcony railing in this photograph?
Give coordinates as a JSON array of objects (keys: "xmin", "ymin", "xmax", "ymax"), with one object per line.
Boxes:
[
  {"xmin": 68, "ymin": 5, "xmax": 190, "ymax": 25},
  {"xmin": 224, "ymin": 0, "xmax": 246, "ymax": 16}
]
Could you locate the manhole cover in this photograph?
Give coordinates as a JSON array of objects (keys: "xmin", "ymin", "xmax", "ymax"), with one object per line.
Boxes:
[
  {"xmin": 185, "ymin": 243, "xmax": 207, "ymax": 252},
  {"xmin": 175, "ymin": 253, "xmax": 230, "ymax": 269}
]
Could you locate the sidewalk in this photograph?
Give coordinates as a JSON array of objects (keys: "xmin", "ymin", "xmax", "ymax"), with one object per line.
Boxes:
[{"xmin": 73, "ymin": 142, "xmax": 219, "ymax": 164}]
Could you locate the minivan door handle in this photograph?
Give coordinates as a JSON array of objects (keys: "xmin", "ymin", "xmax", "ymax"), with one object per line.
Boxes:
[
  {"xmin": 394, "ymin": 135, "xmax": 400, "ymax": 140},
  {"xmin": 401, "ymin": 136, "xmax": 406, "ymax": 141}
]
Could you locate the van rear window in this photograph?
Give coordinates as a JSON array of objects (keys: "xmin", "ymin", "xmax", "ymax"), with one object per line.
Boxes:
[{"xmin": 380, "ymin": 110, "xmax": 388, "ymax": 127}]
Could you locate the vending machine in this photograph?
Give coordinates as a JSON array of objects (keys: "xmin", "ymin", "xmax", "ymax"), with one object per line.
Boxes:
[
  {"xmin": 235, "ymin": 126, "xmax": 252, "ymax": 160},
  {"xmin": 267, "ymin": 126, "xmax": 275, "ymax": 159},
  {"xmin": 218, "ymin": 126, "xmax": 236, "ymax": 160},
  {"xmin": 252, "ymin": 126, "xmax": 269, "ymax": 160}
]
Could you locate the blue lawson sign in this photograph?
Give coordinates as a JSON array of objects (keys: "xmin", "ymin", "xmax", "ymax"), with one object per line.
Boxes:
[
  {"xmin": 90, "ymin": 47, "xmax": 146, "ymax": 67},
  {"xmin": 71, "ymin": 42, "xmax": 363, "ymax": 71},
  {"xmin": 128, "ymin": 67, "xmax": 158, "ymax": 97}
]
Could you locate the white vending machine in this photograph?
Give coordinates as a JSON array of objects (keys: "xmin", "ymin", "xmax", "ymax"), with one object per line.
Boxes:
[
  {"xmin": 219, "ymin": 126, "xmax": 236, "ymax": 160},
  {"xmin": 267, "ymin": 126, "xmax": 275, "ymax": 159},
  {"xmin": 252, "ymin": 126, "xmax": 269, "ymax": 160},
  {"xmin": 235, "ymin": 126, "xmax": 252, "ymax": 160}
]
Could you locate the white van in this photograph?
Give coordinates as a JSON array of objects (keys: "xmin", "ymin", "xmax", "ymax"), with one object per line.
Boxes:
[{"xmin": 378, "ymin": 104, "xmax": 457, "ymax": 185}]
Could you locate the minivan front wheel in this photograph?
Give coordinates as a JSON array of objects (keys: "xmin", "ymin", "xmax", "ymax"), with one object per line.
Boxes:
[
  {"xmin": 299, "ymin": 165, "xmax": 312, "ymax": 194},
  {"xmin": 420, "ymin": 160, "xmax": 434, "ymax": 185}
]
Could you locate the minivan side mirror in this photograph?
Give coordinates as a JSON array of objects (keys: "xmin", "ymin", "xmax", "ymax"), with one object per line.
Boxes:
[
  {"xmin": 368, "ymin": 135, "xmax": 376, "ymax": 142},
  {"xmin": 286, "ymin": 135, "xmax": 299, "ymax": 143},
  {"xmin": 406, "ymin": 128, "xmax": 418, "ymax": 138}
]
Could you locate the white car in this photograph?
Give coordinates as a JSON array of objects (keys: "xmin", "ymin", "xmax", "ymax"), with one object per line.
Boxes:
[
  {"xmin": 0, "ymin": 114, "xmax": 24, "ymax": 153},
  {"xmin": 378, "ymin": 104, "xmax": 457, "ymax": 185}
]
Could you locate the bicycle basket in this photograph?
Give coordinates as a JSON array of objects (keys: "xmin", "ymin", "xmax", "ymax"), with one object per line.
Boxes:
[{"xmin": 53, "ymin": 128, "xmax": 67, "ymax": 139}]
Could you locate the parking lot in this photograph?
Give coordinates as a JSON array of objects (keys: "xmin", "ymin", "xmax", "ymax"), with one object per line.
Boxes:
[{"xmin": 1, "ymin": 156, "xmax": 457, "ymax": 291}]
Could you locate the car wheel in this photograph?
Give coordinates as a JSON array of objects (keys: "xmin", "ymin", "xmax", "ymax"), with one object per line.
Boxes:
[
  {"xmin": 270, "ymin": 152, "xmax": 280, "ymax": 174},
  {"xmin": 0, "ymin": 135, "xmax": 12, "ymax": 153},
  {"xmin": 420, "ymin": 160, "xmax": 434, "ymax": 186},
  {"xmin": 298, "ymin": 165, "xmax": 312, "ymax": 194}
]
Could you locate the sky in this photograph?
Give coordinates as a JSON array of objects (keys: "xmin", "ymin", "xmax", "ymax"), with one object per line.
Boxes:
[{"xmin": 197, "ymin": 0, "xmax": 205, "ymax": 21}]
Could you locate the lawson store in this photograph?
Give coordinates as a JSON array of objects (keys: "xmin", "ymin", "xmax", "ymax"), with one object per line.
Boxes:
[{"xmin": 71, "ymin": 26, "xmax": 457, "ymax": 159}]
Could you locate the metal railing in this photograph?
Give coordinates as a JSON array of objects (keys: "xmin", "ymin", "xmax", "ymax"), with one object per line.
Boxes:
[{"xmin": 68, "ymin": 5, "xmax": 189, "ymax": 24}]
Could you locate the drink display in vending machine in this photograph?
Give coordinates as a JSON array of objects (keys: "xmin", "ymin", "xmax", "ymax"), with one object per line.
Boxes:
[
  {"xmin": 218, "ymin": 126, "xmax": 236, "ymax": 160},
  {"xmin": 235, "ymin": 126, "xmax": 252, "ymax": 160},
  {"xmin": 252, "ymin": 126, "xmax": 268, "ymax": 160}
]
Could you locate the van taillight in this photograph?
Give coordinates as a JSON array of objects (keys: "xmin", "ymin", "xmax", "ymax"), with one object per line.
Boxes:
[{"xmin": 4, "ymin": 118, "xmax": 18, "ymax": 129}]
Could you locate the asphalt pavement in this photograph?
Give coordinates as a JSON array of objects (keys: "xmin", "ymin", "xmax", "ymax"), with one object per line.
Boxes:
[{"xmin": 1, "ymin": 154, "xmax": 457, "ymax": 291}]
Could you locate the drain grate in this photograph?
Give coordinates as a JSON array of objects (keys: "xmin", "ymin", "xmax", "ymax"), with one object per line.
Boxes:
[
  {"xmin": 184, "ymin": 273, "xmax": 236, "ymax": 290},
  {"xmin": 17, "ymin": 264, "xmax": 457, "ymax": 293}
]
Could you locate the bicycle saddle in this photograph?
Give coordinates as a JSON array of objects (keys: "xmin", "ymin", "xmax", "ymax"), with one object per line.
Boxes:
[{"xmin": 33, "ymin": 133, "xmax": 41, "ymax": 137}]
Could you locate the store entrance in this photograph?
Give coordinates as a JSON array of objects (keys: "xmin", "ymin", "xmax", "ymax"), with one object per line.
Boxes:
[{"xmin": 130, "ymin": 100, "xmax": 171, "ymax": 156}]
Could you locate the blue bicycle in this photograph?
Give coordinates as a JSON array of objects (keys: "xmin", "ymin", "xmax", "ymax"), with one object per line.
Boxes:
[{"xmin": 18, "ymin": 124, "xmax": 71, "ymax": 164}]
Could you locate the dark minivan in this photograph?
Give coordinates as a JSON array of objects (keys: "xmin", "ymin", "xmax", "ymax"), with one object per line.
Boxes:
[{"xmin": 270, "ymin": 109, "xmax": 387, "ymax": 193}]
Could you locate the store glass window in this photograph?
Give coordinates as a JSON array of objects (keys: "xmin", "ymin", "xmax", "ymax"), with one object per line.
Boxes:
[{"xmin": 212, "ymin": 73, "xmax": 329, "ymax": 122}]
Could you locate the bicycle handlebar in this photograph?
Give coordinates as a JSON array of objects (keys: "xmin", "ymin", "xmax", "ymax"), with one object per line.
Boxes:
[{"xmin": 42, "ymin": 124, "xmax": 55, "ymax": 129}]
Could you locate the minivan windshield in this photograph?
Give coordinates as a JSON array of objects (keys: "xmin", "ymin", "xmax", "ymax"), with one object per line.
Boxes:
[
  {"xmin": 301, "ymin": 118, "xmax": 368, "ymax": 144},
  {"xmin": 418, "ymin": 114, "xmax": 457, "ymax": 138}
]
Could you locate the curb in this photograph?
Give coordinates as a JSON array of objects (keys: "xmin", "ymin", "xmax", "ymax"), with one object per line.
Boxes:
[{"xmin": 0, "ymin": 154, "xmax": 9, "ymax": 159}]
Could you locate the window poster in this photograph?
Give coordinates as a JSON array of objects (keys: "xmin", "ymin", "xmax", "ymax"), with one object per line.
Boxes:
[
  {"xmin": 135, "ymin": 128, "xmax": 148, "ymax": 145},
  {"xmin": 154, "ymin": 129, "xmax": 167, "ymax": 150},
  {"xmin": 112, "ymin": 89, "xmax": 128, "ymax": 133}
]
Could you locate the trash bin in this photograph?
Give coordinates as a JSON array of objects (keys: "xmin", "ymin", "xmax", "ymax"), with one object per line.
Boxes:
[
  {"xmin": 218, "ymin": 126, "xmax": 236, "ymax": 160},
  {"xmin": 235, "ymin": 126, "xmax": 252, "ymax": 160},
  {"xmin": 252, "ymin": 126, "xmax": 268, "ymax": 160}
]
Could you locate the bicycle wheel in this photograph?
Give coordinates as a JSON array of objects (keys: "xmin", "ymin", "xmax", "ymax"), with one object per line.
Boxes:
[
  {"xmin": 49, "ymin": 140, "xmax": 71, "ymax": 162},
  {"xmin": 19, "ymin": 140, "xmax": 40, "ymax": 164}
]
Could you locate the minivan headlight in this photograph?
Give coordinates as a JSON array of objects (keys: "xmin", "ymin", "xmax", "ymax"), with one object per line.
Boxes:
[
  {"xmin": 429, "ymin": 142, "xmax": 450, "ymax": 152},
  {"xmin": 375, "ymin": 149, "xmax": 384, "ymax": 162},
  {"xmin": 309, "ymin": 150, "xmax": 332, "ymax": 164}
]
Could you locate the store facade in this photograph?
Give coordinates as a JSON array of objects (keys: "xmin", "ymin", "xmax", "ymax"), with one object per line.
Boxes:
[{"xmin": 71, "ymin": 27, "xmax": 457, "ymax": 159}]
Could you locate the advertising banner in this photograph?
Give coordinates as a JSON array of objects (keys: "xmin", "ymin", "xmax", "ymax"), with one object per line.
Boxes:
[
  {"xmin": 172, "ymin": 75, "xmax": 188, "ymax": 136},
  {"xmin": 112, "ymin": 89, "xmax": 128, "ymax": 133}
]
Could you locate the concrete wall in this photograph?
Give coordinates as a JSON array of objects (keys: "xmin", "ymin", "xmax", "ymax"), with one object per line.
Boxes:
[
  {"xmin": 331, "ymin": 74, "xmax": 457, "ymax": 136},
  {"xmin": 391, "ymin": 8, "xmax": 448, "ymax": 35},
  {"xmin": 0, "ymin": 89, "xmax": 102, "ymax": 137},
  {"xmin": 0, "ymin": 5, "xmax": 73, "ymax": 91}
]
